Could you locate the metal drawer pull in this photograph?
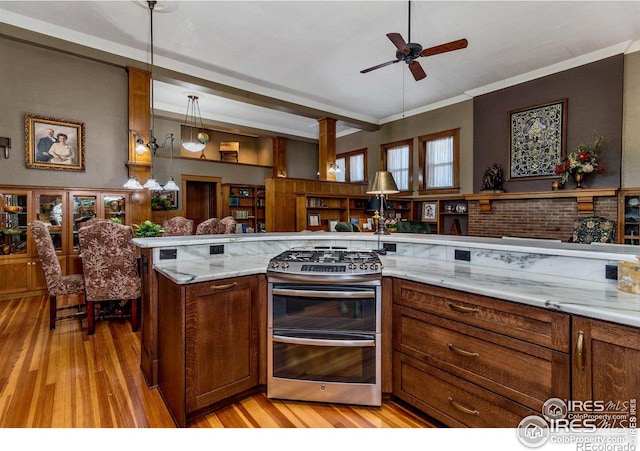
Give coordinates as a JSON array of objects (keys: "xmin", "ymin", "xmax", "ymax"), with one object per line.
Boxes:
[
  {"xmin": 273, "ymin": 334, "xmax": 375, "ymax": 347},
  {"xmin": 210, "ymin": 282, "xmax": 238, "ymax": 291},
  {"xmin": 448, "ymin": 343, "xmax": 479, "ymax": 358},
  {"xmin": 446, "ymin": 302, "xmax": 479, "ymax": 314},
  {"xmin": 272, "ymin": 288, "xmax": 375, "ymax": 299},
  {"xmin": 448, "ymin": 397, "xmax": 479, "ymax": 416},
  {"xmin": 576, "ymin": 330, "xmax": 585, "ymax": 371}
]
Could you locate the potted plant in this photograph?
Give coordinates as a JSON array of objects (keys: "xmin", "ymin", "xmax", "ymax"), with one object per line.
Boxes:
[
  {"xmin": 151, "ymin": 196, "xmax": 171, "ymax": 211},
  {"xmin": 133, "ymin": 220, "xmax": 164, "ymax": 238}
]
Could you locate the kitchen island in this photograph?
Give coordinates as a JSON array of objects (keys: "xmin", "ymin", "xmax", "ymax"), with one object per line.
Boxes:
[{"xmin": 133, "ymin": 233, "xmax": 640, "ymax": 427}]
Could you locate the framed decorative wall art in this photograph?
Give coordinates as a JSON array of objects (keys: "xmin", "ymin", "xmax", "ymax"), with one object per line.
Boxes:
[
  {"xmin": 422, "ymin": 202, "xmax": 437, "ymax": 222},
  {"xmin": 508, "ymin": 99, "xmax": 567, "ymax": 180},
  {"xmin": 25, "ymin": 114, "xmax": 85, "ymax": 171},
  {"xmin": 152, "ymin": 190, "xmax": 178, "ymax": 210},
  {"xmin": 308, "ymin": 213, "xmax": 321, "ymax": 227}
]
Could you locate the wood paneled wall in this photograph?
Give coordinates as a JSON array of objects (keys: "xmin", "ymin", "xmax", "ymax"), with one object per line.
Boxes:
[{"xmin": 265, "ymin": 176, "xmax": 369, "ymax": 232}]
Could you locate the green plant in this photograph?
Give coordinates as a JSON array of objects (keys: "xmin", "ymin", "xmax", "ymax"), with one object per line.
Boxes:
[
  {"xmin": 110, "ymin": 217, "xmax": 122, "ymax": 224},
  {"xmin": 555, "ymin": 135, "xmax": 606, "ymax": 184},
  {"xmin": 133, "ymin": 220, "xmax": 164, "ymax": 238},
  {"xmin": 151, "ymin": 196, "xmax": 171, "ymax": 210}
]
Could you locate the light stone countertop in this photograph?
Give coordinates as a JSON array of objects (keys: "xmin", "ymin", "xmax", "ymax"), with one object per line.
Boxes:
[{"xmin": 152, "ymin": 250, "xmax": 640, "ymax": 329}]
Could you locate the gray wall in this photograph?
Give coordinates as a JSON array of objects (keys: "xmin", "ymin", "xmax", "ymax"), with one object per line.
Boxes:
[
  {"xmin": 286, "ymin": 140, "xmax": 319, "ymax": 180},
  {"xmin": 623, "ymin": 51, "xmax": 640, "ymax": 187},
  {"xmin": 0, "ymin": 37, "xmax": 129, "ymax": 188},
  {"xmin": 337, "ymin": 100, "xmax": 474, "ymax": 194}
]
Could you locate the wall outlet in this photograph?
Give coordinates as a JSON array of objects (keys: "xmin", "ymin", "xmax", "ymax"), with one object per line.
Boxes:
[
  {"xmin": 454, "ymin": 249, "xmax": 471, "ymax": 262},
  {"xmin": 159, "ymin": 249, "xmax": 177, "ymax": 260},
  {"xmin": 605, "ymin": 264, "xmax": 618, "ymax": 280},
  {"xmin": 210, "ymin": 245, "xmax": 224, "ymax": 255},
  {"xmin": 382, "ymin": 242, "xmax": 396, "ymax": 252}
]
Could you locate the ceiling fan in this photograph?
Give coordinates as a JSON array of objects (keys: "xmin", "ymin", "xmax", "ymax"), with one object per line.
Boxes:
[{"xmin": 361, "ymin": 1, "xmax": 468, "ymax": 81}]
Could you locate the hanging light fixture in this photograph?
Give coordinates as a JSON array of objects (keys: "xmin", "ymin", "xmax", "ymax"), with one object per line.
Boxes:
[
  {"xmin": 126, "ymin": 0, "xmax": 178, "ymax": 190},
  {"xmin": 123, "ymin": 135, "xmax": 144, "ymax": 189},
  {"xmin": 181, "ymin": 94, "xmax": 209, "ymax": 153}
]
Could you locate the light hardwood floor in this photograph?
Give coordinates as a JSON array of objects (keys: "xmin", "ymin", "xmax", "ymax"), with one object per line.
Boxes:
[{"xmin": 0, "ymin": 294, "xmax": 436, "ymax": 429}]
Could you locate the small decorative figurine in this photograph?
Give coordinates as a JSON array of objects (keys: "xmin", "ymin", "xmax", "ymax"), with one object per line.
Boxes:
[{"xmin": 481, "ymin": 163, "xmax": 504, "ymax": 192}]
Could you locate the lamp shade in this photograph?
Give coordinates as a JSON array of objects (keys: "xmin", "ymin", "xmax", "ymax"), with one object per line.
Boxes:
[{"xmin": 366, "ymin": 171, "xmax": 399, "ymax": 194}]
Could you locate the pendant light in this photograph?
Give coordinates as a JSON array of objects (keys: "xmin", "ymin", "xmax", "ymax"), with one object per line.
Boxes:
[
  {"xmin": 181, "ymin": 94, "xmax": 209, "ymax": 153},
  {"xmin": 162, "ymin": 135, "xmax": 179, "ymax": 191},
  {"xmin": 125, "ymin": 1, "xmax": 179, "ymax": 190}
]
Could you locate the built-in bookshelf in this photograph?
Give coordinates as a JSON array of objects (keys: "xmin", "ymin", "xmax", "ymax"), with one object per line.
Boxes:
[{"xmin": 221, "ymin": 184, "xmax": 266, "ymax": 233}]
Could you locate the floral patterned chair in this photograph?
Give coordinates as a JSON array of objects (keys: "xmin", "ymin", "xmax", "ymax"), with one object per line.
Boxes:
[
  {"xmin": 162, "ymin": 216, "xmax": 194, "ymax": 236},
  {"xmin": 571, "ymin": 216, "xmax": 616, "ymax": 244},
  {"xmin": 31, "ymin": 220, "xmax": 86, "ymax": 329},
  {"xmin": 195, "ymin": 218, "xmax": 225, "ymax": 235},
  {"xmin": 220, "ymin": 216, "xmax": 237, "ymax": 234},
  {"xmin": 78, "ymin": 221, "xmax": 141, "ymax": 335}
]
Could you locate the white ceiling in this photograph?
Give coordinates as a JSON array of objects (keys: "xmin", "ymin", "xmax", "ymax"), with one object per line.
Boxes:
[{"xmin": 1, "ymin": 1, "xmax": 639, "ymax": 140}]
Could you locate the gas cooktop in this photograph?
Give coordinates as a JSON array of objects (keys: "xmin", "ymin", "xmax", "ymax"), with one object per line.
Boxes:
[{"xmin": 267, "ymin": 246, "xmax": 382, "ymax": 276}]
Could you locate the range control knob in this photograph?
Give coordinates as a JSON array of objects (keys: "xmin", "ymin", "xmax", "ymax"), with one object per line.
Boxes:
[
  {"xmin": 271, "ymin": 261, "xmax": 279, "ymax": 269},
  {"xmin": 349, "ymin": 262, "xmax": 357, "ymax": 270},
  {"xmin": 370, "ymin": 263, "xmax": 379, "ymax": 270},
  {"xmin": 360, "ymin": 263, "xmax": 367, "ymax": 270},
  {"xmin": 281, "ymin": 261, "xmax": 289, "ymax": 269}
]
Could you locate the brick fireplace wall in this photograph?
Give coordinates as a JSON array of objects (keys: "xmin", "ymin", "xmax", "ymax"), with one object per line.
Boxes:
[{"xmin": 467, "ymin": 197, "xmax": 618, "ymax": 242}]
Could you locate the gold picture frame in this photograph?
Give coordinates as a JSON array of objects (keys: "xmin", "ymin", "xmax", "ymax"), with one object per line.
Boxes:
[{"xmin": 25, "ymin": 113, "xmax": 85, "ymax": 171}]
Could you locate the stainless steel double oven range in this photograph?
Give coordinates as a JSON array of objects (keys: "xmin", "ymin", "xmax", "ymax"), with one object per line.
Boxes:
[{"xmin": 266, "ymin": 246, "xmax": 383, "ymax": 406}]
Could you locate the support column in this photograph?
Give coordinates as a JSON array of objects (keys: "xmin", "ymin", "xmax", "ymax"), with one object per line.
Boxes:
[
  {"xmin": 272, "ymin": 136, "xmax": 287, "ymax": 177},
  {"xmin": 318, "ymin": 117, "xmax": 336, "ymax": 181}
]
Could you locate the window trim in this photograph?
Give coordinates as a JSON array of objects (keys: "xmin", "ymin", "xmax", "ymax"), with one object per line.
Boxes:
[
  {"xmin": 336, "ymin": 148, "xmax": 367, "ymax": 183},
  {"xmin": 417, "ymin": 128, "xmax": 460, "ymax": 195},
  {"xmin": 380, "ymin": 138, "xmax": 413, "ymax": 194}
]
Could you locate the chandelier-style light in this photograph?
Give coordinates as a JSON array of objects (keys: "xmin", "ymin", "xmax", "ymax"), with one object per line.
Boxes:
[
  {"xmin": 181, "ymin": 94, "xmax": 209, "ymax": 153},
  {"xmin": 124, "ymin": 0, "xmax": 178, "ymax": 191}
]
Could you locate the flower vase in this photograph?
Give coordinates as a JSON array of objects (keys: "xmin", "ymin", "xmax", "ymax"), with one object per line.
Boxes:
[{"xmin": 574, "ymin": 172, "xmax": 585, "ymax": 189}]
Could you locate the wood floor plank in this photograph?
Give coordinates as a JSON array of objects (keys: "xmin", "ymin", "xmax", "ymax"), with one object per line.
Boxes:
[{"xmin": 0, "ymin": 295, "xmax": 437, "ymax": 429}]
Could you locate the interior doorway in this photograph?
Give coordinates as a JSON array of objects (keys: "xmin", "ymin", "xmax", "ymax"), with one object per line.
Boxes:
[{"xmin": 181, "ymin": 175, "xmax": 223, "ymax": 228}]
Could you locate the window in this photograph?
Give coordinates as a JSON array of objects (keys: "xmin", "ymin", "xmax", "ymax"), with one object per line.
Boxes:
[
  {"xmin": 418, "ymin": 129, "xmax": 460, "ymax": 194},
  {"xmin": 381, "ymin": 139, "xmax": 412, "ymax": 192},
  {"xmin": 335, "ymin": 148, "xmax": 367, "ymax": 183}
]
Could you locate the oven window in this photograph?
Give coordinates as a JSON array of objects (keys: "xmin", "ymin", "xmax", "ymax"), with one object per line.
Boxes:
[
  {"xmin": 272, "ymin": 332, "xmax": 376, "ymax": 384},
  {"xmin": 271, "ymin": 284, "xmax": 377, "ymax": 331}
]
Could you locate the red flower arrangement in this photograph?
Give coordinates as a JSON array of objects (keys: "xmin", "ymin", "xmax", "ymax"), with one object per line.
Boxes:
[{"xmin": 555, "ymin": 135, "xmax": 606, "ymax": 184}]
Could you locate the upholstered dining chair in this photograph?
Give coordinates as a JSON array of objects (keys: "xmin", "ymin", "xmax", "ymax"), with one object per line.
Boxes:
[
  {"xmin": 220, "ymin": 216, "xmax": 237, "ymax": 234},
  {"xmin": 162, "ymin": 216, "xmax": 194, "ymax": 236},
  {"xmin": 30, "ymin": 220, "xmax": 86, "ymax": 329},
  {"xmin": 571, "ymin": 216, "xmax": 616, "ymax": 244},
  {"xmin": 195, "ymin": 218, "xmax": 224, "ymax": 235},
  {"xmin": 78, "ymin": 220, "xmax": 141, "ymax": 335}
]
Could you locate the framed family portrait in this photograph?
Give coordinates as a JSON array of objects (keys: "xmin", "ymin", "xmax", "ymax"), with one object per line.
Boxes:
[
  {"xmin": 308, "ymin": 213, "xmax": 321, "ymax": 227},
  {"xmin": 25, "ymin": 113, "xmax": 85, "ymax": 171},
  {"xmin": 508, "ymin": 99, "xmax": 567, "ymax": 180},
  {"xmin": 422, "ymin": 202, "xmax": 437, "ymax": 222}
]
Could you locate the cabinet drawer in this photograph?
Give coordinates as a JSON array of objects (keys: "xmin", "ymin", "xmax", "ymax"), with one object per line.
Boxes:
[
  {"xmin": 394, "ymin": 353, "xmax": 537, "ymax": 428},
  {"xmin": 394, "ymin": 280, "xmax": 570, "ymax": 352},
  {"xmin": 394, "ymin": 305, "xmax": 570, "ymax": 411}
]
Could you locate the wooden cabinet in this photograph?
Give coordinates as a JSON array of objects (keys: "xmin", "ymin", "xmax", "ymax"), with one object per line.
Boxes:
[
  {"xmin": 221, "ymin": 183, "xmax": 265, "ymax": 233},
  {"xmin": 0, "ymin": 185, "xmax": 132, "ymax": 299},
  {"xmin": 393, "ymin": 280, "xmax": 570, "ymax": 427},
  {"xmin": 156, "ymin": 274, "xmax": 265, "ymax": 427},
  {"xmin": 572, "ymin": 316, "xmax": 640, "ymax": 402},
  {"xmin": 410, "ymin": 197, "xmax": 468, "ymax": 235},
  {"xmin": 618, "ymin": 189, "xmax": 640, "ymax": 245}
]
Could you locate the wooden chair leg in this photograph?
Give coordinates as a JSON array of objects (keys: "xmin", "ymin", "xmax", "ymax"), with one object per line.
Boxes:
[
  {"xmin": 131, "ymin": 298, "xmax": 139, "ymax": 332},
  {"xmin": 49, "ymin": 294, "xmax": 57, "ymax": 330},
  {"xmin": 87, "ymin": 301, "xmax": 95, "ymax": 335}
]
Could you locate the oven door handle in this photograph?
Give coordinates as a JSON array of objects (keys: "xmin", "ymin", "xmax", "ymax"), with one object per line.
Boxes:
[
  {"xmin": 271, "ymin": 288, "xmax": 375, "ymax": 299},
  {"xmin": 272, "ymin": 334, "xmax": 375, "ymax": 347}
]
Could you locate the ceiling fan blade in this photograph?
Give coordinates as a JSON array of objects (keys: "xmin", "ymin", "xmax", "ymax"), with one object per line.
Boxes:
[
  {"xmin": 360, "ymin": 59, "xmax": 401, "ymax": 74},
  {"xmin": 386, "ymin": 33, "xmax": 410, "ymax": 54},
  {"xmin": 419, "ymin": 38, "xmax": 468, "ymax": 57},
  {"xmin": 408, "ymin": 61, "xmax": 427, "ymax": 81}
]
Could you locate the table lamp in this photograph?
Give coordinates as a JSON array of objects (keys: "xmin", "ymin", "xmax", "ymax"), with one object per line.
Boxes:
[{"xmin": 366, "ymin": 171, "xmax": 399, "ymax": 235}]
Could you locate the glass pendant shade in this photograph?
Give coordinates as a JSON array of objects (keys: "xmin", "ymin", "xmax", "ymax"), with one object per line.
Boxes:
[
  {"xmin": 134, "ymin": 141, "xmax": 148, "ymax": 155},
  {"xmin": 143, "ymin": 176, "xmax": 161, "ymax": 190},
  {"xmin": 182, "ymin": 95, "xmax": 209, "ymax": 153},
  {"xmin": 163, "ymin": 177, "xmax": 179, "ymax": 191},
  {"xmin": 123, "ymin": 175, "xmax": 143, "ymax": 190}
]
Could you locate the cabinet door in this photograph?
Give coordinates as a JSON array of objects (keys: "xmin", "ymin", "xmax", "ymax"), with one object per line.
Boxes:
[
  {"xmin": 0, "ymin": 257, "xmax": 31, "ymax": 295},
  {"xmin": 1, "ymin": 191, "xmax": 30, "ymax": 257},
  {"xmin": 34, "ymin": 191, "xmax": 66, "ymax": 254},
  {"xmin": 185, "ymin": 276, "xmax": 259, "ymax": 412},
  {"xmin": 572, "ymin": 317, "xmax": 640, "ymax": 402}
]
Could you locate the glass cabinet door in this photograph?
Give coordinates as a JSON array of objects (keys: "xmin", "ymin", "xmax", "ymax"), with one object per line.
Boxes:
[
  {"xmin": 71, "ymin": 194, "xmax": 97, "ymax": 252},
  {"xmin": 1, "ymin": 192, "xmax": 29, "ymax": 256},
  {"xmin": 103, "ymin": 195, "xmax": 126, "ymax": 224},
  {"xmin": 623, "ymin": 194, "xmax": 640, "ymax": 245},
  {"xmin": 35, "ymin": 192, "xmax": 64, "ymax": 252}
]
